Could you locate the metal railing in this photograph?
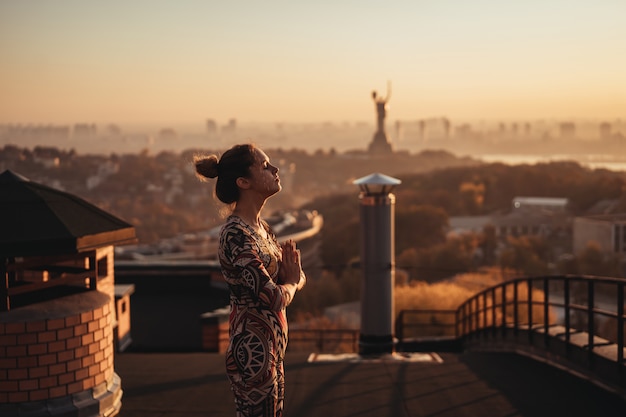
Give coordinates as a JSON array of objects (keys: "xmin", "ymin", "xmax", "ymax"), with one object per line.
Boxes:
[
  {"xmin": 455, "ymin": 275, "xmax": 625, "ymax": 388},
  {"xmin": 395, "ymin": 309, "xmax": 457, "ymax": 341},
  {"xmin": 288, "ymin": 329, "xmax": 359, "ymax": 353},
  {"xmin": 208, "ymin": 275, "xmax": 625, "ymax": 389}
]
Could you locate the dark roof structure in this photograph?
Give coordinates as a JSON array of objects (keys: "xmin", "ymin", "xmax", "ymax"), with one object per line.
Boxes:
[{"xmin": 0, "ymin": 170, "xmax": 136, "ymax": 257}]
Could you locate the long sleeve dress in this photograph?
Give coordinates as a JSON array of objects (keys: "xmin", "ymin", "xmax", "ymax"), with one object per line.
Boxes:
[{"xmin": 219, "ymin": 215, "xmax": 303, "ymax": 417}]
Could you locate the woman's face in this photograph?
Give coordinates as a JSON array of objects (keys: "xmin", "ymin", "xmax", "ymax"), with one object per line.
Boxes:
[{"xmin": 245, "ymin": 148, "xmax": 281, "ymax": 198}]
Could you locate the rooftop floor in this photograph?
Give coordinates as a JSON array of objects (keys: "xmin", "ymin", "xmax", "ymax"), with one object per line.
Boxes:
[{"xmin": 114, "ymin": 350, "xmax": 626, "ymax": 417}]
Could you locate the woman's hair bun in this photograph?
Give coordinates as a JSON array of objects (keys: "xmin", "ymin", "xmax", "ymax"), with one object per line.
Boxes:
[{"xmin": 194, "ymin": 154, "xmax": 219, "ymax": 179}]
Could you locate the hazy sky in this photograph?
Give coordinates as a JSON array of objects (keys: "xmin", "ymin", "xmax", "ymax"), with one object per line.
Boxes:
[{"xmin": 1, "ymin": 1, "xmax": 625, "ymax": 126}]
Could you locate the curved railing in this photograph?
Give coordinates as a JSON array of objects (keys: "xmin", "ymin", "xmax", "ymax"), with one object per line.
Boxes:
[{"xmin": 455, "ymin": 275, "xmax": 625, "ymax": 392}]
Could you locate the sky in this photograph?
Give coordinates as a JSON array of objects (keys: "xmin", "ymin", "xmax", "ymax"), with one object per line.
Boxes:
[{"xmin": 1, "ymin": 0, "xmax": 625, "ymax": 127}]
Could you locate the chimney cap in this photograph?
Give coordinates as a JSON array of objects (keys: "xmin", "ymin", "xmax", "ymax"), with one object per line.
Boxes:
[{"xmin": 353, "ymin": 172, "xmax": 401, "ymax": 195}]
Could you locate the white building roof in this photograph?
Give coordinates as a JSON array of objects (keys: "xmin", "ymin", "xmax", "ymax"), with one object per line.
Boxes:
[{"xmin": 513, "ymin": 196, "xmax": 568, "ymax": 206}]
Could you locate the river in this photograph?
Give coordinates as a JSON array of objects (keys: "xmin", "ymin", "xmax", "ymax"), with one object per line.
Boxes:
[{"xmin": 476, "ymin": 153, "xmax": 626, "ymax": 172}]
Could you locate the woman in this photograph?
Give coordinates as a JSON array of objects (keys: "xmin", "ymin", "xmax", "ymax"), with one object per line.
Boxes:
[{"xmin": 195, "ymin": 144, "xmax": 305, "ymax": 417}]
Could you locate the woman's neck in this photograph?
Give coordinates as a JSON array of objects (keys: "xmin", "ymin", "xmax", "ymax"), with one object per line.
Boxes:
[{"xmin": 232, "ymin": 204, "xmax": 263, "ymax": 233}]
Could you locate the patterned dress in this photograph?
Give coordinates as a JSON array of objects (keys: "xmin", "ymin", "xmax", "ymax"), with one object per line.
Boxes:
[{"xmin": 219, "ymin": 215, "xmax": 300, "ymax": 417}]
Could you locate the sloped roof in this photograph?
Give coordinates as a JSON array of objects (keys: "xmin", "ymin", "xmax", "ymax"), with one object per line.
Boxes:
[{"xmin": 0, "ymin": 170, "xmax": 136, "ymax": 257}]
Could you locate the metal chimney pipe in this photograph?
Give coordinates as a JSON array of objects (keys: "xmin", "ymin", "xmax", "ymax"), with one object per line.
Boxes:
[{"xmin": 353, "ymin": 173, "xmax": 401, "ymax": 356}]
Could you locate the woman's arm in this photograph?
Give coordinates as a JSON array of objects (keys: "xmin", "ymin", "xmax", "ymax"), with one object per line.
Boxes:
[{"xmin": 222, "ymin": 226, "xmax": 296, "ymax": 311}]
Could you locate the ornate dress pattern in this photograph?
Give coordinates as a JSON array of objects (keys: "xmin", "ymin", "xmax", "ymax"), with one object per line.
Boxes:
[{"xmin": 219, "ymin": 215, "xmax": 295, "ymax": 417}]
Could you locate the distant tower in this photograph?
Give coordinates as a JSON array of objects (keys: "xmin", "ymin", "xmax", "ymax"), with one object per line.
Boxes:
[
  {"xmin": 221, "ymin": 118, "xmax": 237, "ymax": 135},
  {"xmin": 418, "ymin": 119, "xmax": 426, "ymax": 141},
  {"xmin": 560, "ymin": 122, "xmax": 576, "ymax": 139},
  {"xmin": 206, "ymin": 119, "xmax": 217, "ymax": 134},
  {"xmin": 599, "ymin": 122, "xmax": 612, "ymax": 140},
  {"xmin": 442, "ymin": 118, "xmax": 451, "ymax": 139},
  {"xmin": 368, "ymin": 82, "xmax": 393, "ymax": 154},
  {"xmin": 73, "ymin": 123, "xmax": 97, "ymax": 138},
  {"xmin": 524, "ymin": 122, "xmax": 531, "ymax": 136},
  {"xmin": 394, "ymin": 120, "xmax": 403, "ymax": 142}
]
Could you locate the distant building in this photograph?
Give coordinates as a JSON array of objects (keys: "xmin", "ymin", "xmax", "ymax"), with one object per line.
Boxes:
[
  {"xmin": 33, "ymin": 155, "xmax": 60, "ymax": 168},
  {"xmin": 86, "ymin": 160, "xmax": 120, "ymax": 190},
  {"xmin": 573, "ymin": 214, "xmax": 626, "ymax": 259},
  {"xmin": 599, "ymin": 122, "xmax": 612, "ymax": 139},
  {"xmin": 492, "ymin": 210, "xmax": 570, "ymax": 241},
  {"xmin": 489, "ymin": 197, "xmax": 572, "ymax": 243},
  {"xmin": 106, "ymin": 124, "xmax": 122, "ymax": 136},
  {"xmin": 523, "ymin": 122, "xmax": 531, "ymax": 136},
  {"xmin": 512, "ymin": 196, "xmax": 568, "ymax": 212},
  {"xmin": 158, "ymin": 128, "xmax": 178, "ymax": 141},
  {"xmin": 222, "ymin": 118, "xmax": 237, "ymax": 134},
  {"xmin": 206, "ymin": 119, "xmax": 217, "ymax": 134},
  {"xmin": 1, "ymin": 124, "xmax": 70, "ymax": 141},
  {"xmin": 585, "ymin": 198, "xmax": 621, "ymax": 215},
  {"xmin": 442, "ymin": 118, "xmax": 451, "ymax": 139},
  {"xmin": 559, "ymin": 122, "xmax": 576, "ymax": 139},
  {"xmin": 74, "ymin": 123, "xmax": 97, "ymax": 137},
  {"xmin": 510, "ymin": 123, "xmax": 518, "ymax": 136},
  {"xmin": 448, "ymin": 216, "xmax": 492, "ymax": 235}
]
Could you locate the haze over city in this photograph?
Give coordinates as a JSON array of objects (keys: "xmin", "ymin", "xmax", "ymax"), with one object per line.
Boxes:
[{"xmin": 2, "ymin": 0, "xmax": 626, "ymax": 130}]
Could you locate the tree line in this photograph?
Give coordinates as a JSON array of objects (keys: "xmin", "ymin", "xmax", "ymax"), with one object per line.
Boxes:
[{"xmin": 302, "ymin": 161, "xmax": 626, "ymax": 283}]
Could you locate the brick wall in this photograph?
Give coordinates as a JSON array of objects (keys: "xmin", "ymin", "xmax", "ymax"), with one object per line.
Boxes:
[
  {"xmin": 0, "ymin": 296, "xmax": 115, "ymax": 403},
  {"xmin": 200, "ymin": 307, "xmax": 229, "ymax": 353}
]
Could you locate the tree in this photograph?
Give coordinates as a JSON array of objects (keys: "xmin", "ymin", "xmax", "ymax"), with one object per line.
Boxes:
[
  {"xmin": 459, "ymin": 181, "xmax": 485, "ymax": 214},
  {"xmin": 498, "ymin": 235, "xmax": 550, "ymax": 276},
  {"xmin": 395, "ymin": 205, "xmax": 448, "ymax": 254},
  {"xmin": 479, "ymin": 224, "xmax": 498, "ymax": 266},
  {"xmin": 397, "ymin": 235, "xmax": 477, "ymax": 282},
  {"xmin": 577, "ymin": 241, "xmax": 622, "ymax": 278}
]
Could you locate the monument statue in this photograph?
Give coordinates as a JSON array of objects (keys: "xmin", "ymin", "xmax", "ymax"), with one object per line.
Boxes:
[
  {"xmin": 372, "ymin": 85, "xmax": 390, "ymax": 133},
  {"xmin": 368, "ymin": 81, "xmax": 393, "ymax": 154}
]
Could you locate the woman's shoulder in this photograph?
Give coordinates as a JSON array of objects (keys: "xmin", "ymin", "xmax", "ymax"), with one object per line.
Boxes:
[
  {"xmin": 221, "ymin": 215, "xmax": 244, "ymax": 233},
  {"xmin": 220, "ymin": 215, "xmax": 252, "ymax": 241}
]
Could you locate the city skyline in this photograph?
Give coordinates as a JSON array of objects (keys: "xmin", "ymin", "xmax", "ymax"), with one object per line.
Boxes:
[{"xmin": 2, "ymin": 1, "xmax": 626, "ymax": 126}]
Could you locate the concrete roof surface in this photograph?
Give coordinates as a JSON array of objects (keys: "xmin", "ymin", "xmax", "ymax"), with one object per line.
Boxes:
[{"xmin": 114, "ymin": 350, "xmax": 626, "ymax": 417}]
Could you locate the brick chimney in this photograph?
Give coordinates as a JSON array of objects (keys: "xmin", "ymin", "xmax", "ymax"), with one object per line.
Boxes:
[{"xmin": 0, "ymin": 170, "xmax": 136, "ymax": 416}]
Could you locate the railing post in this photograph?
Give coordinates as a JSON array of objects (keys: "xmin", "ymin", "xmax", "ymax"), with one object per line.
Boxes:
[
  {"xmin": 543, "ymin": 277, "xmax": 550, "ymax": 347},
  {"xmin": 482, "ymin": 292, "xmax": 487, "ymax": 337},
  {"xmin": 464, "ymin": 302, "xmax": 469, "ymax": 338},
  {"xmin": 617, "ymin": 282, "xmax": 624, "ymax": 384},
  {"xmin": 474, "ymin": 297, "xmax": 479, "ymax": 337},
  {"xmin": 460, "ymin": 304, "xmax": 465, "ymax": 338},
  {"xmin": 396, "ymin": 311, "xmax": 404, "ymax": 344},
  {"xmin": 587, "ymin": 279, "xmax": 595, "ymax": 358},
  {"xmin": 491, "ymin": 287, "xmax": 497, "ymax": 337},
  {"xmin": 513, "ymin": 280, "xmax": 519, "ymax": 335},
  {"xmin": 501, "ymin": 282, "xmax": 507, "ymax": 338},
  {"xmin": 527, "ymin": 277, "xmax": 533, "ymax": 344},
  {"xmin": 564, "ymin": 277, "xmax": 571, "ymax": 349},
  {"xmin": 316, "ymin": 332, "xmax": 324, "ymax": 352}
]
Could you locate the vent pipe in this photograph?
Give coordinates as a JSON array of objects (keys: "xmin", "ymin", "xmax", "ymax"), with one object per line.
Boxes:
[{"xmin": 353, "ymin": 173, "xmax": 401, "ymax": 356}]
